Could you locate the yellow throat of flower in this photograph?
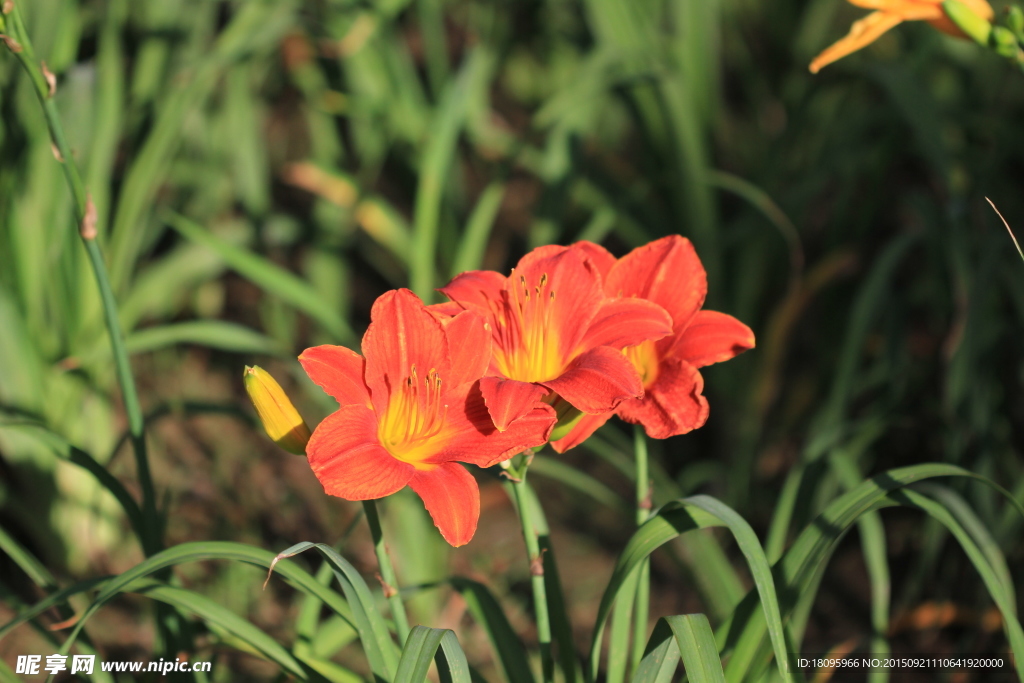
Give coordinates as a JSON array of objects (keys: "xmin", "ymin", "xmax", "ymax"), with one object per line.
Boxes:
[
  {"xmin": 623, "ymin": 339, "xmax": 660, "ymax": 389},
  {"xmin": 493, "ymin": 273, "xmax": 566, "ymax": 383},
  {"xmin": 378, "ymin": 365, "xmax": 448, "ymax": 468}
]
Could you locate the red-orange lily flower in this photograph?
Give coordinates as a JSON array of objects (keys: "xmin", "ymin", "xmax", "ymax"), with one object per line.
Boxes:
[
  {"xmin": 299, "ymin": 289, "xmax": 555, "ymax": 547},
  {"xmin": 436, "ymin": 243, "xmax": 673, "ymax": 432},
  {"xmin": 809, "ymin": 0, "xmax": 994, "ymax": 74},
  {"xmin": 552, "ymin": 236, "xmax": 755, "ymax": 452}
]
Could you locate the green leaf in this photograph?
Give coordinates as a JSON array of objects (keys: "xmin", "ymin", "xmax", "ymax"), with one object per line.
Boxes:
[
  {"xmin": 125, "ymin": 321, "xmax": 284, "ymax": 355},
  {"xmin": 50, "ymin": 542, "xmax": 354, "ymax": 663},
  {"xmin": 719, "ymin": 463, "xmax": 1024, "ymax": 683},
  {"xmin": 633, "ymin": 615, "xmax": 726, "ymax": 683},
  {"xmin": 587, "ymin": 495, "xmax": 795, "ymax": 683},
  {"xmin": 0, "ymin": 523, "xmax": 56, "ymax": 591},
  {"xmin": 167, "ymin": 213, "xmax": 353, "ymax": 343},
  {"xmin": 132, "ymin": 581, "xmax": 306, "ymax": 678},
  {"xmin": 449, "ymin": 578, "xmax": 535, "ymax": 683},
  {"xmin": 269, "ymin": 542, "xmax": 400, "ymax": 683},
  {"xmin": 394, "ymin": 626, "xmax": 471, "ymax": 683}
]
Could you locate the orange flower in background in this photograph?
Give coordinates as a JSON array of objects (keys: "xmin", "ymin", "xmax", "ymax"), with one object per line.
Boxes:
[
  {"xmin": 809, "ymin": 0, "xmax": 994, "ymax": 74},
  {"xmin": 299, "ymin": 289, "xmax": 555, "ymax": 547},
  {"xmin": 436, "ymin": 243, "xmax": 673, "ymax": 432},
  {"xmin": 552, "ymin": 236, "xmax": 755, "ymax": 452}
]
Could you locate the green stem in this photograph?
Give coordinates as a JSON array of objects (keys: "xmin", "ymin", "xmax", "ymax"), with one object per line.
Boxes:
[
  {"xmin": 3, "ymin": 4, "xmax": 160, "ymax": 556},
  {"xmin": 362, "ymin": 499, "xmax": 412, "ymax": 645},
  {"xmin": 510, "ymin": 470, "xmax": 554, "ymax": 683},
  {"xmin": 630, "ymin": 426, "xmax": 651, "ymax": 674}
]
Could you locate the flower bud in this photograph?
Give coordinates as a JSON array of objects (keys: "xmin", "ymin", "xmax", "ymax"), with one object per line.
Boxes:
[
  {"xmin": 991, "ymin": 26, "xmax": 1021, "ymax": 57},
  {"xmin": 244, "ymin": 365, "xmax": 311, "ymax": 455},
  {"xmin": 942, "ymin": 0, "xmax": 993, "ymax": 45}
]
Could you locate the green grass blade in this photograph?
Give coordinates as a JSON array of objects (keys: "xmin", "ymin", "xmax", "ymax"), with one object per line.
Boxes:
[
  {"xmin": 719, "ymin": 463, "xmax": 1023, "ymax": 683},
  {"xmin": 607, "ymin": 566, "xmax": 640, "ymax": 683},
  {"xmin": 410, "ymin": 48, "xmax": 494, "ymax": 299},
  {"xmin": 632, "ymin": 619, "xmax": 680, "ymax": 683},
  {"xmin": 452, "ymin": 181, "xmax": 505, "ymax": 276},
  {"xmin": 449, "ymin": 578, "xmax": 536, "ymax": 683},
  {"xmin": 270, "ymin": 542, "xmax": 400, "ymax": 683},
  {"xmin": 125, "ymin": 321, "xmax": 285, "ymax": 356},
  {"xmin": 827, "ymin": 453, "xmax": 891, "ymax": 683},
  {"xmin": 664, "ymin": 615, "xmax": 726, "ymax": 683},
  {"xmin": 0, "ymin": 523, "xmax": 56, "ymax": 590},
  {"xmin": 916, "ymin": 483, "xmax": 1016, "ymax": 611},
  {"xmin": 0, "ymin": 577, "xmax": 109, "ymax": 640},
  {"xmin": 50, "ymin": 542, "xmax": 354, "ymax": 660},
  {"xmin": 588, "ymin": 494, "xmax": 795, "ymax": 682},
  {"xmin": 529, "ymin": 456, "xmax": 628, "ymax": 513},
  {"xmin": 167, "ymin": 213, "xmax": 353, "ymax": 343},
  {"xmin": 671, "ymin": 497, "xmax": 794, "ymax": 683},
  {"xmin": 133, "ymin": 582, "xmax": 307, "ymax": 679},
  {"xmin": 892, "ymin": 488, "xmax": 1024, "ymax": 681},
  {"xmin": 394, "ymin": 626, "xmax": 471, "ymax": 683},
  {"xmin": 588, "ymin": 503, "xmax": 723, "ymax": 681}
]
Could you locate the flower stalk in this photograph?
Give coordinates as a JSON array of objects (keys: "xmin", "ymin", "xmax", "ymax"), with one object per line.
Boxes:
[
  {"xmin": 1, "ymin": 3, "xmax": 160, "ymax": 556},
  {"xmin": 508, "ymin": 455, "xmax": 554, "ymax": 683},
  {"xmin": 362, "ymin": 499, "xmax": 412, "ymax": 645},
  {"xmin": 630, "ymin": 426, "xmax": 652, "ymax": 674}
]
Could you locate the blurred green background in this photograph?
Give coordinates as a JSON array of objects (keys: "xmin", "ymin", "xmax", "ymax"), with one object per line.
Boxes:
[{"xmin": 1, "ymin": 0, "xmax": 1023, "ymax": 679}]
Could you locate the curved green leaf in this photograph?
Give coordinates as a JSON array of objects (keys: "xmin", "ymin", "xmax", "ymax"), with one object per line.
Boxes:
[
  {"xmin": 50, "ymin": 542, "xmax": 353, "ymax": 661},
  {"xmin": 125, "ymin": 320, "xmax": 284, "ymax": 355},
  {"xmin": 395, "ymin": 626, "xmax": 471, "ymax": 683},
  {"xmin": 633, "ymin": 615, "xmax": 725, "ymax": 683},
  {"xmin": 269, "ymin": 541, "xmax": 400, "ymax": 683},
  {"xmin": 586, "ymin": 495, "xmax": 793, "ymax": 683},
  {"xmin": 132, "ymin": 581, "xmax": 306, "ymax": 678},
  {"xmin": 167, "ymin": 213, "xmax": 353, "ymax": 343},
  {"xmin": 720, "ymin": 463, "xmax": 1023, "ymax": 683}
]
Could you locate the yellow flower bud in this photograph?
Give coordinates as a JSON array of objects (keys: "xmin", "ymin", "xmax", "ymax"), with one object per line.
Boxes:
[{"xmin": 244, "ymin": 365, "xmax": 311, "ymax": 455}]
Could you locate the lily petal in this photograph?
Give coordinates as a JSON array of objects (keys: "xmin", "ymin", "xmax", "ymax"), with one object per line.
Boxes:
[
  {"xmin": 438, "ymin": 382, "xmax": 555, "ymax": 466},
  {"xmin": 673, "ymin": 310, "xmax": 756, "ymax": 368},
  {"xmin": 512, "ymin": 244, "xmax": 605, "ymax": 356},
  {"xmin": 306, "ymin": 404, "xmax": 414, "ymax": 499},
  {"xmin": 573, "ymin": 241, "xmax": 616, "ymax": 280},
  {"xmin": 542, "ymin": 346, "xmax": 643, "ymax": 414},
  {"xmin": 442, "ymin": 310, "xmax": 493, "ymax": 389},
  {"xmin": 362, "ymin": 289, "xmax": 450, "ymax": 415},
  {"xmin": 439, "ymin": 270, "xmax": 507, "ymax": 315},
  {"xmin": 409, "ymin": 462, "xmax": 481, "ymax": 547},
  {"xmin": 579, "ymin": 297, "xmax": 672, "ymax": 351},
  {"xmin": 616, "ymin": 358, "xmax": 709, "ymax": 438},
  {"xmin": 299, "ymin": 345, "xmax": 371, "ymax": 408},
  {"xmin": 809, "ymin": 11, "xmax": 904, "ymax": 73},
  {"xmin": 480, "ymin": 376, "xmax": 550, "ymax": 431},
  {"xmin": 605, "ymin": 236, "xmax": 707, "ymax": 340},
  {"xmin": 550, "ymin": 411, "xmax": 612, "ymax": 453}
]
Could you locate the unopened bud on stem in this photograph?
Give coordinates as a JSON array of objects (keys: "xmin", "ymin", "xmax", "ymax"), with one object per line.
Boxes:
[{"xmin": 244, "ymin": 365, "xmax": 311, "ymax": 455}]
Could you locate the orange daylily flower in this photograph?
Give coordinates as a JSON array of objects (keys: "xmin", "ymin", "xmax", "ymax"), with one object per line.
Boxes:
[
  {"xmin": 552, "ymin": 236, "xmax": 755, "ymax": 452},
  {"xmin": 300, "ymin": 289, "xmax": 555, "ymax": 547},
  {"xmin": 809, "ymin": 0, "xmax": 994, "ymax": 74},
  {"xmin": 436, "ymin": 243, "xmax": 673, "ymax": 432}
]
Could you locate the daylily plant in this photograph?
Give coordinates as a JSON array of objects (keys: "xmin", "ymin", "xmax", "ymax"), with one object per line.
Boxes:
[
  {"xmin": 810, "ymin": 0, "xmax": 994, "ymax": 73},
  {"xmin": 247, "ymin": 238, "xmax": 754, "ymax": 546}
]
